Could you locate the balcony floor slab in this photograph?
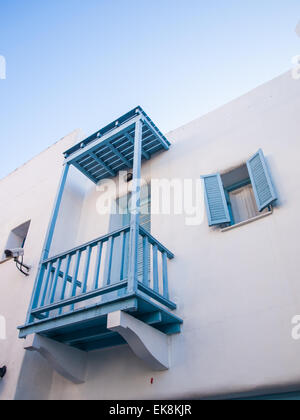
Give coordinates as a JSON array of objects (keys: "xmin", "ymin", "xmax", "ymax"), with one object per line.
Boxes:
[{"xmin": 18, "ymin": 293, "xmax": 183, "ymax": 352}]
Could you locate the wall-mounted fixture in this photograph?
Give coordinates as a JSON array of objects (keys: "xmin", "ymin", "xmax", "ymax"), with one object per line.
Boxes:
[
  {"xmin": 0, "ymin": 366, "xmax": 6, "ymax": 379},
  {"xmin": 0, "ymin": 248, "xmax": 31, "ymax": 276},
  {"xmin": 125, "ymin": 172, "xmax": 133, "ymax": 183}
]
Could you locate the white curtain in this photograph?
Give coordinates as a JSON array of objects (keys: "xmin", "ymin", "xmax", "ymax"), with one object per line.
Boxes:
[{"xmin": 229, "ymin": 184, "xmax": 264, "ymax": 224}]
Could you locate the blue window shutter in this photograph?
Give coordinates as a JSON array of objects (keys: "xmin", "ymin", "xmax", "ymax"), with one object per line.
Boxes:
[
  {"xmin": 202, "ymin": 174, "xmax": 230, "ymax": 226},
  {"xmin": 246, "ymin": 149, "xmax": 277, "ymax": 211}
]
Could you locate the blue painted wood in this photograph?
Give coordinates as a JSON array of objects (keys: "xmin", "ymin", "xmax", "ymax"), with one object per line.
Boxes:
[
  {"xmin": 127, "ymin": 118, "xmax": 143, "ymax": 293},
  {"xmin": 40, "ymin": 263, "xmax": 52, "ymax": 308},
  {"xmin": 20, "ymin": 293, "xmax": 182, "ymax": 349},
  {"xmin": 138, "ymin": 311, "xmax": 162, "ymax": 325},
  {"xmin": 107, "ymin": 143, "xmax": 132, "ymax": 168},
  {"xmin": 81, "ymin": 246, "xmax": 92, "ymax": 294},
  {"xmin": 19, "ymin": 295, "xmax": 138, "ymax": 338},
  {"xmin": 66, "ymin": 118, "xmax": 139, "ymax": 165},
  {"xmin": 103, "ymin": 237, "xmax": 114, "ymax": 286},
  {"xmin": 247, "ymin": 149, "xmax": 277, "ymax": 211},
  {"xmin": 70, "ymin": 250, "xmax": 82, "ymax": 312},
  {"xmin": 89, "ymin": 151, "xmax": 116, "ymax": 177},
  {"xmin": 162, "ymin": 251, "xmax": 169, "ymax": 300},
  {"xmin": 137, "ymin": 283, "xmax": 176, "ymax": 310},
  {"xmin": 42, "ymin": 225, "xmax": 130, "ymax": 264},
  {"xmin": 139, "ymin": 226, "xmax": 174, "ymax": 259},
  {"xmin": 141, "ymin": 118, "xmax": 170, "ymax": 151},
  {"xmin": 124, "ymin": 132, "xmax": 150, "ymax": 161},
  {"xmin": 92, "ymin": 242, "xmax": 103, "ymax": 290},
  {"xmin": 152, "ymin": 244, "xmax": 159, "ymax": 293},
  {"xmin": 202, "ymin": 173, "xmax": 231, "ymax": 226},
  {"xmin": 143, "ymin": 236, "xmax": 150, "ymax": 286},
  {"xmin": 49, "ymin": 258, "xmax": 62, "ymax": 304},
  {"xmin": 72, "ymin": 161, "xmax": 98, "ymax": 184},
  {"xmin": 159, "ymin": 323, "xmax": 181, "ymax": 335},
  {"xmin": 224, "ymin": 179, "xmax": 252, "ymax": 226},
  {"xmin": 226, "ymin": 178, "xmax": 251, "ymax": 193},
  {"xmin": 119, "ymin": 232, "xmax": 127, "ymax": 281},
  {"xmin": 26, "ymin": 163, "xmax": 70, "ymax": 323},
  {"xmin": 122, "ymin": 231, "xmax": 129, "ymax": 281},
  {"xmin": 31, "ymin": 281, "xmax": 129, "ymax": 317},
  {"xmin": 30, "ymin": 227, "xmax": 131, "ymax": 321},
  {"xmin": 64, "ymin": 106, "xmax": 170, "ymax": 159},
  {"xmin": 43, "ymin": 164, "xmax": 70, "ymax": 260},
  {"xmin": 65, "ymin": 108, "xmax": 170, "ymax": 183},
  {"xmin": 58, "ymin": 254, "xmax": 72, "ymax": 315}
]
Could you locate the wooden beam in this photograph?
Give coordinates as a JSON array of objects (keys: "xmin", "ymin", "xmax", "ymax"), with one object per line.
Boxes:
[
  {"xmin": 124, "ymin": 132, "xmax": 150, "ymax": 161},
  {"xmin": 19, "ymin": 296, "xmax": 138, "ymax": 338},
  {"xmin": 89, "ymin": 151, "xmax": 116, "ymax": 177},
  {"xmin": 107, "ymin": 142, "xmax": 132, "ymax": 168},
  {"xmin": 31, "ymin": 280, "xmax": 129, "ymax": 317}
]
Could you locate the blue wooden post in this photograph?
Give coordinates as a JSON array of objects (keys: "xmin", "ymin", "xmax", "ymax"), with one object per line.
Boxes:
[
  {"xmin": 26, "ymin": 163, "xmax": 70, "ymax": 323},
  {"xmin": 127, "ymin": 118, "xmax": 143, "ymax": 293}
]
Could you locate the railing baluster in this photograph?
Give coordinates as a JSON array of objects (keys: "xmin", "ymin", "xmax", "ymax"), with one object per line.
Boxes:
[
  {"xmin": 58, "ymin": 254, "xmax": 72, "ymax": 315},
  {"xmin": 120, "ymin": 232, "xmax": 126, "ymax": 281},
  {"xmin": 40, "ymin": 263, "xmax": 52, "ymax": 308},
  {"xmin": 162, "ymin": 251, "xmax": 169, "ymax": 300},
  {"xmin": 123, "ymin": 231, "xmax": 129, "ymax": 280},
  {"xmin": 92, "ymin": 242, "xmax": 103, "ymax": 290},
  {"xmin": 30, "ymin": 264, "xmax": 47, "ymax": 315},
  {"xmin": 49, "ymin": 258, "xmax": 62, "ymax": 304},
  {"xmin": 103, "ymin": 236, "xmax": 114, "ymax": 286},
  {"xmin": 143, "ymin": 236, "xmax": 150, "ymax": 286},
  {"xmin": 27, "ymin": 225, "xmax": 176, "ymax": 323},
  {"xmin": 152, "ymin": 244, "xmax": 159, "ymax": 293},
  {"xmin": 81, "ymin": 246, "xmax": 92, "ymax": 294},
  {"xmin": 69, "ymin": 250, "xmax": 82, "ymax": 312}
]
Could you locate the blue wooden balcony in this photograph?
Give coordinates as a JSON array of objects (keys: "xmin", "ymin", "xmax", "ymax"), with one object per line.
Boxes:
[{"xmin": 18, "ymin": 107, "xmax": 182, "ymax": 352}]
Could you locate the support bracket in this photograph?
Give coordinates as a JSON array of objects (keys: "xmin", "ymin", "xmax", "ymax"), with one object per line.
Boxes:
[
  {"xmin": 24, "ymin": 334, "xmax": 87, "ymax": 384},
  {"xmin": 107, "ymin": 311, "xmax": 170, "ymax": 371}
]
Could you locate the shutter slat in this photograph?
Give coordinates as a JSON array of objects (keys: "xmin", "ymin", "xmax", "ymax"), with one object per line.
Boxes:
[
  {"xmin": 246, "ymin": 149, "xmax": 277, "ymax": 211},
  {"xmin": 202, "ymin": 174, "xmax": 230, "ymax": 226}
]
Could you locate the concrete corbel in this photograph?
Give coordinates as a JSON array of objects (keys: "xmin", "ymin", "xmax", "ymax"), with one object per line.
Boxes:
[
  {"xmin": 24, "ymin": 334, "xmax": 87, "ymax": 384},
  {"xmin": 107, "ymin": 311, "xmax": 170, "ymax": 371}
]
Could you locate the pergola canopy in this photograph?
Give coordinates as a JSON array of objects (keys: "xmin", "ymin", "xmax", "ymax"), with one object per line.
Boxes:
[{"xmin": 64, "ymin": 106, "xmax": 170, "ymax": 184}]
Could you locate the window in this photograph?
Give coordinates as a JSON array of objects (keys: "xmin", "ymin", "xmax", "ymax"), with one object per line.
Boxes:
[
  {"xmin": 202, "ymin": 149, "xmax": 277, "ymax": 228},
  {"xmin": 110, "ymin": 185, "xmax": 151, "ymax": 284},
  {"xmin": 119, "ymin": 185, "xmax": 151, "ymax": 281},
  {"xmin": 4, "ymin": 221, "xmax": 31, "ymax": 257}
]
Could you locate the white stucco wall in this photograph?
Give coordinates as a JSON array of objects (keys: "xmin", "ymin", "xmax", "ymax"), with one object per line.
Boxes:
[
  {"xmin": 1, "ymin": 71, "xmax": 300, "ymax": 400},
  {"xmin": 0, "ymin": 130, "xmax": 83, "ymax": 400}
]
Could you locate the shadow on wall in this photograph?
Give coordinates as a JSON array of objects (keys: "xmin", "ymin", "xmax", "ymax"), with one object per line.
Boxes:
[
  {"xmin": 14, "ymin": 350, "xmax": 53, "ymax": 400},
  {"xmin": 0, "ymin": 371, "xmax": 6, "ymax": 398}
]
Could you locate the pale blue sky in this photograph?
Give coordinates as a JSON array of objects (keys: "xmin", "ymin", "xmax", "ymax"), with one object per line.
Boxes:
[{"xmin": 0, "ymin": 0, "xmax": 299, "ymax": 179}]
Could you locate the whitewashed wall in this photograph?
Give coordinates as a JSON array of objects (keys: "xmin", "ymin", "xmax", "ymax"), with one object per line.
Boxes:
[
  {"xmin": 1, "ymin": 71, "xmax": 300, "ymax": 400},
  {"xmin": 0, "ymin": 130, "xmax": 83, "ymax": 400}
]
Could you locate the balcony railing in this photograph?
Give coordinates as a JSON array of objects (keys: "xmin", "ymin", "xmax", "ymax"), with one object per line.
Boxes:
[{"xmin": 28, "ymin": 226, "xmax": 175, "ymax": 322}]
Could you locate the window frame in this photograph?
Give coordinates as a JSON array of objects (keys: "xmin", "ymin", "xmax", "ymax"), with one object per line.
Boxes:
[
  {"xmin": 223, "ymin": 177, "xmax": 273, "ymax": 228},
  {"xmin": 224, "ymin": 178, "xmax": 252, "ymax": 226}
]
